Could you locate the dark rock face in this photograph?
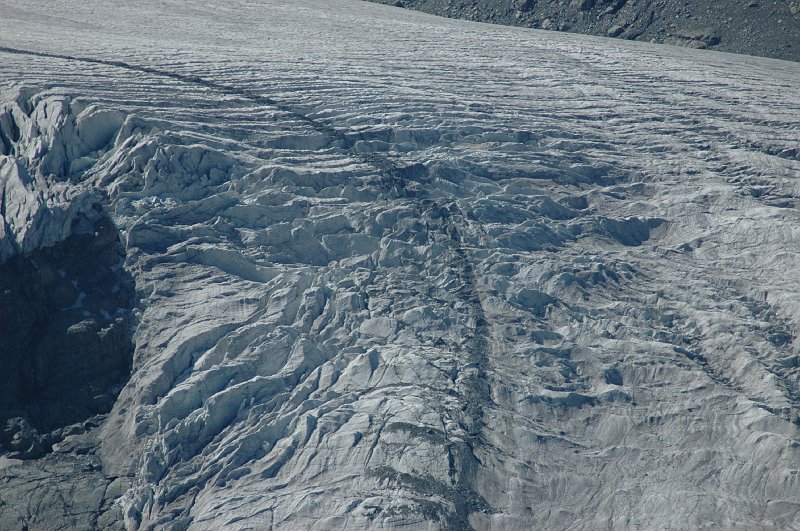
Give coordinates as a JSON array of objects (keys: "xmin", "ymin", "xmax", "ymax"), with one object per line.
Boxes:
[
  {"xmin": 368, "ymin": 0, "xmax": 800, "ymax": 62},
  {"xmin": 0, "ymin": 212, "xmax": 135, "ymax": 459}
]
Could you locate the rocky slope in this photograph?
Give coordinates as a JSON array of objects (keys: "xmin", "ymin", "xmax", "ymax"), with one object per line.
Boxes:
[
  {"xmin": 0, "ymin": 1, "xmax": 799, "ymax": 529},
  {"xmin": 370, "ymin": 0, "xmax": 800, "ymax": 62}
]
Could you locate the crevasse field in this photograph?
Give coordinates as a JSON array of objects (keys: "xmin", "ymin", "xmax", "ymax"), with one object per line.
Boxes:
[{"xmin": 0, "ymin": 1, "xmax": 799, "ymax": 529}]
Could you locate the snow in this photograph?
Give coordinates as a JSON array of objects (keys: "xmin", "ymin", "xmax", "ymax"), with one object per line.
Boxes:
[{"xmin": 0, "ymin": 0, "xmax": 799, "ymax": 529}]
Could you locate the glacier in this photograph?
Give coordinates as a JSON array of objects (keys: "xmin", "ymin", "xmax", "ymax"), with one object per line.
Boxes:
[{"xmin": 0, "ymin": 0, "xmax": 799, "ymax": 529}]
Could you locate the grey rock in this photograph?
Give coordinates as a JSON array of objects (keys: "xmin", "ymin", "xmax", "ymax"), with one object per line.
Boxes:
[
  {"xmin": 571, "ymin": 0, "xmax": 595, "ymax": 11},
  {"xmin": 607, "ymin": 24, "xmax": 625, "ymax": 37}
]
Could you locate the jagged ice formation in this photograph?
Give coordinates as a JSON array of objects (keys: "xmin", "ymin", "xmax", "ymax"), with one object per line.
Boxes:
[{"xmin": 0, "ymin": 1, "xmax": 799, "ymax": 529}]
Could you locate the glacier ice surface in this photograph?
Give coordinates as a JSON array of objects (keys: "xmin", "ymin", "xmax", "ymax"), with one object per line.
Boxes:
[{"xmin": 0, "ymin": 0, "xmax": 799, "ymax": 529}]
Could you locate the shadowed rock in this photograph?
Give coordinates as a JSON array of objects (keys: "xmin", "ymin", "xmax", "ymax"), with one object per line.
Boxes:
[{"xmin": 0, "ymin": 213, "xmax": 135, "ymax": 459}]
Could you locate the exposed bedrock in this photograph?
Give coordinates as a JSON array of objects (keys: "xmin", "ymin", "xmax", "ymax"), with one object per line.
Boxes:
[
  {"xmin": 0, "ymin": 88, "xmax": 139, "ymax": 529},
  {"xmin": 0, "ymin": 212, "xmax": 135, "ymax": 459}
]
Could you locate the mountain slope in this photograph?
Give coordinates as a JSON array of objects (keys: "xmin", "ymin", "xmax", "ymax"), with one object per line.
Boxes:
[
  {"xmin": 369, "ymin": 0, "xmax": 800, "ymax": 62},
  {"xmin": 0, "ymin": 1, "xmax": 799, "ymax": 529}
]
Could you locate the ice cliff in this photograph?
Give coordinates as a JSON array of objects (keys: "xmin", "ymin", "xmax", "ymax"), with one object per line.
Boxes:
[{"xmin": 0, "ymin": 1, "xmax": 799, "ymax": 529}]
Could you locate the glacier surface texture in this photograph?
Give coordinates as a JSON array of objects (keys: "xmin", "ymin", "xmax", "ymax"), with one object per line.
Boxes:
[{"xmin": 0, "ymin": 1, "xmax": 799, "ymax": 529}]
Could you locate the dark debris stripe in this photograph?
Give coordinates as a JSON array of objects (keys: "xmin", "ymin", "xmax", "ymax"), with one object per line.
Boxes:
[{"xmin": 0, "ymin": 43, "xmax": 495, "ymax": 527}]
